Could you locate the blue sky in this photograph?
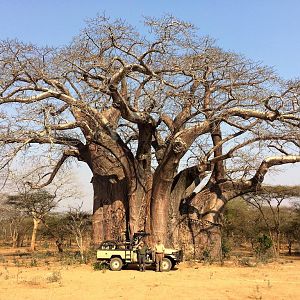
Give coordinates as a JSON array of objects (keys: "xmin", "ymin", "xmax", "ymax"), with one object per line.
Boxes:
[
  {"xmin": 1, "ymin": 0, "xmax": 300, "ymax": 79},
  {"xmin": 1, "ymin": 0, "xmax": 299, "ymax": 209}
]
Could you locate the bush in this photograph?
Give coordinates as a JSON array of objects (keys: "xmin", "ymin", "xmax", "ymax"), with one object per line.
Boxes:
[
  {"xmin": 202, "ymin": 248, "xmax": 212, "ymax": 264},
  {"xmin": 58, "ymin": 251, "xmax": 81, "ymax": 265},
  {"xmin": 221, "ymin": 238, "xmax": 231, "ymax": 259},
  {"xmin": 93, "ymin": 261, "xmax": 109, "ymax": 271},
  {"xmin": 254, "ymin": 234, "xmax": 273, "ymax": 262},
  {"xmin": 30, "ymin": 258, "xmax": 38, "ymax": 267}
]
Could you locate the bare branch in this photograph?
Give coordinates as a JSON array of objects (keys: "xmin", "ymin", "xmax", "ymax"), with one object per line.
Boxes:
[{"xmin": 26, "ymin": 149, "xmax": 80, "ymax": 189}]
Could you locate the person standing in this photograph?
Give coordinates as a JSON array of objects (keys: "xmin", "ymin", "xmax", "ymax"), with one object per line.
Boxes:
[
  {"xmin": 154, "ymin": 240, "xmax": 165, "ymax": 272},
  {"xmin": 137, "ymin": 241, "xmax": 148, "ymax": 272}
]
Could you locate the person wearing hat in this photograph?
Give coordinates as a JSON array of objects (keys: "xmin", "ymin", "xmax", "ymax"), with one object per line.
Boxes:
[
  {"xmin": 154, "ymin": 239, "xmax": 165, "ymax": 272},
  {"xmin": 137, "ymin": 241, "xmax": 148, "ymax": 272}
]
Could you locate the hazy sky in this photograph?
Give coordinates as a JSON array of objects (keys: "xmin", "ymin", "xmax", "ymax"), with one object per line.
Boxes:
[{"xmin": 1, "ymin": 0, "xmax": 299, "ymax": 209}]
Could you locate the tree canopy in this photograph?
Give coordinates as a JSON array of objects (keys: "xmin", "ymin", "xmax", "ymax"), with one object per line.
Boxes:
[{"xmin": 0, "ymin": 15, "xmax": 299, "ymax": 255}]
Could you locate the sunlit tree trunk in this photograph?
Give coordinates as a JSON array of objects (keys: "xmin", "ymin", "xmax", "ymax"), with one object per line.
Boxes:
[{"xmin": 30, "ymin": 218, "xmax": 41, "ymax": 251}]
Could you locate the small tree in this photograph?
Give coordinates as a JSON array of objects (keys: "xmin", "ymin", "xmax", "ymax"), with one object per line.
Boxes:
[
  {"xmin": 0, "ymin": 205, "xmax": 28, "ymax": 247},
  {"xmin": 242, "ymin": 186, "xmax": 300, "ymax": 257},
  {"xmin": 40, "ymin": 213, "xmax": 71, "ymax": 252},
  {"xmin": 222, "ymin": 198, "xmax": 264, "ymax": 249},
  {"xmin": 65, "ymin": 205, "xmax": 92, "ymax": 262},
  {"xmin": 0, "ymin": 194, "xmax": 32, "ymax": 247},
  {"xmin": 7, "ymin": 190, "xmax": 57, "ymax": 251},
  {"xmin": 281, "ymin": 203, "xmax": 300, "ymax": 255},
  {"xmin": 254, "ymin": 234, "xmax": 273, "ymax": 261}
]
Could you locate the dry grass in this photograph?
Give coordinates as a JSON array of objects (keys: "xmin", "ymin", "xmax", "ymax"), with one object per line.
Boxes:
[{"xmin": 0, "ymin": 250, "xmax": 299, "ymax": 299}]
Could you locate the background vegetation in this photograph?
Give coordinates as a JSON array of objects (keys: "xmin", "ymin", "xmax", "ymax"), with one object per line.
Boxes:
[{"xmin": 1, "ymin": 184, "xmax": 299, "ymax": 266}]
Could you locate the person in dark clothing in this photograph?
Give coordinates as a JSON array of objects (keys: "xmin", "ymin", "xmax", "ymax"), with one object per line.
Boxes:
[{"xmin": 137, "ymin": 241, "xmax": 148, "ymax": 271}]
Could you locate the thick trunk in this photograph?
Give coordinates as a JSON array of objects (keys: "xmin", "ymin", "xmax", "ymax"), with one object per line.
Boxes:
[
  {"xmin": 83, "ymin": 140, "xmax": 131, "ymax": 244},
  {"xmin": 87, "ymin": 128, "xmax": 152, "ymax": 244},
  {"xmin": 128, "ymin": 175, "xmax": 152, "ymax": 238},
  {"xmin": 92, "ymin": 173, "xmax": 150, "ymax": 244},
  {"xmin": 86, "ymin": 133, "xmax": 228, "ymax": 259},
  {"xmin": 168, "ymin": 167, "xmax": 203, "ymax": 248},
  {"xmin": 177, "ymin": 220, "xmax": 221, "ymax": 260},
  {"xmin": 91, "ymin": 154, "xmax": 225, "ymax": 259},
  {"xmin": 92, "ymin": 175, "xmax": 128, "ymax": 244},
  {"xmin": 150, "ymin": 179, "xmax": 172, "ymax": 243},
  {"xmin": 175, "ymin": 185, "xmax": 224, "ymax": 259}
]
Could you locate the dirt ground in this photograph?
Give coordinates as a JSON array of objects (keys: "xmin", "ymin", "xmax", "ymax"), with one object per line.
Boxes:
[{"xmin": 1, "ymin": 253, "xmax": 300, "ymax": 300}]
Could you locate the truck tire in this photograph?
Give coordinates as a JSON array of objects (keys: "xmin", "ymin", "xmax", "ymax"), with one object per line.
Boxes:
[
  {"xmin": 161, "ymin": 258, "xmax": 172, "ymax": 272},
  {"xmin": 110, "ymin": 257, "xmax": 123, "ymax": 271}
]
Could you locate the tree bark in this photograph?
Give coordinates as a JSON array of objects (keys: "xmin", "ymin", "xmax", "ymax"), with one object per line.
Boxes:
[
  {"xmin": 30, "ymin": 218, "xmax": 40, "ymax": 251},
  {"xmin": 92, "ymin": 175, "xmax": 128, "ymax": 244},
  {"xmin": 90, "ymin": 145, "xmax": 225, "ymax": 259},
  {"xmin": 150, "ymin": 179, "xmax": 172, "ymax": 243}
]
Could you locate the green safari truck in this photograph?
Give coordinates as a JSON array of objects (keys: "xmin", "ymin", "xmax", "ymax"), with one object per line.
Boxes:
[{"xmin": 96, "ymin": 231, "xmax": 183, "ymax": 271}]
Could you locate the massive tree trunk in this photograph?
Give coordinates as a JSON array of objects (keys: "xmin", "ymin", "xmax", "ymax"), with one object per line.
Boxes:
[
  {"xmin": 86, "ymin": 137, "xmax": 151, "ymax": 244},
  {"xmin": 177, "ymin": 185, "xmax": 225, "ymax": 259},
  {"xmin": 92, "ymin": 175, "xmax": 128, "ymax": 244},
  {"xmin": 91, "ymin": 166, "xmax": 152, "ymax": 244},
  {"xmin": 150, "ymin": 178, "xmax": 173, "ymax": 243},
  {"xmin": 87, "ymin": 131, "xmax": 225, "ymax": 259},
  {"xmin": 85, "ymin": 132, "xmax": 299, "ymax": 260},
  {"xmin": 84, "ymin": 111, "xmax": 155, "ymax": 245},
  {"xmin": 89, "ymin": 145, "xmax": 225, "ymax": 260}
]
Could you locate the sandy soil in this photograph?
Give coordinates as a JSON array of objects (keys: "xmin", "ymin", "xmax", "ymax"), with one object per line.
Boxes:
[{"xmin": 1, "ymin": 257, "xmax": 300, "ymax": 300}]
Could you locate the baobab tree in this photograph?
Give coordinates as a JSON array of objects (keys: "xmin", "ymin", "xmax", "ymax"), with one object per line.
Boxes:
[
  {"xmin": 0, "ymin": 194, "xmax": 29, "ymax": 247},
  {"xmin": 0, "ymin": 15, "xmax": 300, "ymax": 258}
]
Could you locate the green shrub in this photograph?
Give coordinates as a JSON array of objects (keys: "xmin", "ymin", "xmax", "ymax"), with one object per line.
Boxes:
[
  {"xmin": 221, "ymin": 238, "xmax": 231, "ymax": 259},
  {"xmin": 93, "ymin": 261, "xmax": 109, "ymax": 271},
  {"xmin": 30, "ymin": 258, "xmax": 38, "ymax": 267},
  {"xmin": 202, "ymin": 248, "xmax": 212, "ymax": 264},
  {"xmin": 254, "ymin": 234, "xmax": 273, "ymax": 262},
  {"xmin": 58, "ymin": 251, "xmax": 81, "ymax": 265}
]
